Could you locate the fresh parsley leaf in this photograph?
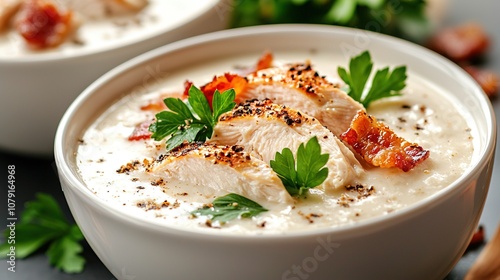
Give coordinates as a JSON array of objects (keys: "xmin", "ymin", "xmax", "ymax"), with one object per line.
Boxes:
[
  {"xmin": 325, "ymin": 0, "xmax": 357, "ymax": 24},
  {"xmin": 270, "ymin": 137, "xmax": 329, "ymax": 196},
  {"xmin": 270, "ymin": 147, "xmax": 297, "ymax": 189},
  {"xmin": 20, "ymin": 192, "xmax": 69, "ymax": 231},
  {"xmin": 149, "ymin": 109, "xmax": 193, "ymax": 141},
  {"xmin": 164, "ymin": 123, "xmax": 205, "ymax": 152},
  {"xmin": 0, "ymin": 193, "xmax": 86, "ymax": 274},
  {"xmin": 363, "ymin": 65, "xmax": 407, "ymax": 107},
  {"xmin": 4, "ymin": 224, "xmax": 59, "ymax": 258},
  {"xmin": 212, "ymin": 87, "xmax": 237, "ymax": 123},
  {"xmin": 191, "ymin": 193, "xmax": 268, "ymax": 223},
  {"xmin": 338, "ymin": 51, "xmax": 407, "ymax": 108},
  {"xmin": 337, "ymin": 51, "xmax": 373, "ymax": 102},
  {"xmin": 187, "ymin": 86, "xmax": 213, "ymax": 126},
  {"xmin": 46, "ymin": 230, "xmax": 85, "ymax": 274},
  {"xmin": 149, "ymin": 85, "xmax": 236, "ymax": 151}
]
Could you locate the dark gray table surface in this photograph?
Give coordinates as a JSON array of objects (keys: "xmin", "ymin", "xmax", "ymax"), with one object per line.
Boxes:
[{"xmin": 1, "ymin": 1, "xmax": 499, "ymax": 279}]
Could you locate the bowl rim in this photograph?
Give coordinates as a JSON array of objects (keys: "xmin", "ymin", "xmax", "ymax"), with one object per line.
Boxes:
[
  {"xmin": 54, "ymin": 23, "xmax": 497, "ymax": 240},
  {"xmin": 0, "ymin": 0, "xmax": 223, "ymax": 64}
]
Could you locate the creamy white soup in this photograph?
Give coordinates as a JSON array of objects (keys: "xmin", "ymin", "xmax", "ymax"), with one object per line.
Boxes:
[{"xmin": 76, "ymin": 51, "xmax": 474, "ymax": 234}]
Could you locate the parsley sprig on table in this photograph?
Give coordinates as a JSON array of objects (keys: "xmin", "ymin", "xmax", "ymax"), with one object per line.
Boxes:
[
  {"xmin": 270, "ymin": 137, "xmax": 329, "ymax": 196},
  {"xmin": 191, "ymin": 193, "xmax": 268, "ymax": 223},
  {"xmin": 337, "ymin": 51, "xmax": 407, "ymax": 108},
  {"xmin": 0, "ymin": 193, "xmax": 86, "ymax": 273},
  {"xmin": 149, "ymin": 85, "xmax": 236, "ymax": 151}
]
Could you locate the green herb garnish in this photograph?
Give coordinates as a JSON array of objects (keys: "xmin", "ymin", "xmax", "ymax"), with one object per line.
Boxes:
[
  {"xmin": 337, "ymin": 51, "xmax": 407, "ymax": 108},
  {"xmin": 0, "ymin": 193, "xmax": 85, "ymax": 273},
  {"xmin": 149, "ymin": 85, "xmax": 236, "ymax": 151},
  {"xmin": 191, "ymin": 193, "xmax": 268, "ymax": 223},
  {"xmin": 230, "ymin": 0, "xmax": 429, "ymax": 42},
  {"xmin": 270, "ymin": 137, "xmax": 329, "ymax": 196}
]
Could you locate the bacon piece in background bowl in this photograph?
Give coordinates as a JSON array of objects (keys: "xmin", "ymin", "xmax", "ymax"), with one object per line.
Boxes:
[
  {"xmin": 16, "ymin": 0, "xmax": 76, "ymax": 49},
  {"xmin": 426, "ymin": 22, "xmax": 498, "ymax": 98}
]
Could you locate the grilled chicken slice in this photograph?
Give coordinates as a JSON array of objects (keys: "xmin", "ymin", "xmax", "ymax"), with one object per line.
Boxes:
[
  {"xmin": 146, "ymin": 142, "xmax": 293, "ymax": 205},
  {"xmin": 0, "ymin": 0, "xmax": 22, "ymax": 31},
  {"xmin": 209, "ymin": 99, "xmax": 364, "ymax": 192},
  {"xmin": 238, "ymin": 63, "xmax": 365, "ymax": 137}
]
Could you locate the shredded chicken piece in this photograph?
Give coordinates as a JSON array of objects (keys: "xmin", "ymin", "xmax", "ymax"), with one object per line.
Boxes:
[
  {"xmin": 239, "ymin": 62, "xmax": 362, "ymax": 137},
  {"xmin": 211, "ymin": 99, "xmax": 364, "ymax": 191},
  {"xmin": 146, "ymin": 142, "xmax": 294, "ymax": 205}
]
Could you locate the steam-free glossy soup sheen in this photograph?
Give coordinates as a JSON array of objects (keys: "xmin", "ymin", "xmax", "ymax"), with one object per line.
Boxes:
[{"xmin": 76, "ymin": 51, "xmax": 474, "ymax": 234}]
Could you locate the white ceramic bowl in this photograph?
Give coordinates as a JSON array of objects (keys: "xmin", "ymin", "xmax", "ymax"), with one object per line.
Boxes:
[
  {"xmin": 0, "ymin": 0, "xmax": 230, "ymax": 156},
  {"xmin": 55, "ymin": 25, "xmax": 496, "ymax": 280}
]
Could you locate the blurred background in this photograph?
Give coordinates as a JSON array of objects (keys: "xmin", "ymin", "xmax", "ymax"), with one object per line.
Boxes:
[{"xmin": 230, "ymin": 0, "xmax": 435, "ymax": 42}]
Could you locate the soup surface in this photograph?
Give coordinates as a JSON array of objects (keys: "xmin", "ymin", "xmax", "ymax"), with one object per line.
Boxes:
[{"xmin": 76, "ymin": 51, "xmax": 474, "ymax": 234}]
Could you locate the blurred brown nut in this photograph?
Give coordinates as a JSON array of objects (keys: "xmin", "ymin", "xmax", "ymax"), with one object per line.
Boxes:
[
  {"xmin": 463, "ymin": 65, "xmax": 498, "ymax": 99},
  {"xmin": 465, "ymin": 225, "xmax": 500, "ymax": 280},
  {"xmin": 427, "ymin": 22, "xmax": 490, "ymax": 63}
]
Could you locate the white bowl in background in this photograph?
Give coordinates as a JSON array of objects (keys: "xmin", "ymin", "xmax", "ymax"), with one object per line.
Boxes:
[
  {"xmin": 0, "ymin": 0, "xmax": 230, "ymax": 156},
  {"xmin": 55, "ymin": 25, "xmax": 496, "ymax": 280}
]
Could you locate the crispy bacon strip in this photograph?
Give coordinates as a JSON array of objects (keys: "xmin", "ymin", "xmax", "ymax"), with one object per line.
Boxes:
[
  {"xmin": 182, "ymin": 52, "xmax": 270, "ymax": 104},
  {"xmin": 140, "ymin": 101, "xmax": 165, "ymax": 111},
  {"xmin": 255, "ymin": 51, "xmax": 274, "ymax": 72},
  {"xmin": 182, "ymin": 80, "xmax": 194, "ymax": 97},
  {"xmin": 128, "ymin": 120, "xmax": 152, "ymax": 141},
  {"xmin": 16, "ymin": 0, "xmax": 74, "ymax": 49},
  {"xmin": 184, "ymin": 73, "xmax": 247, "ymax": 107},
  {"xmin": 341, "ymin": 111, "xmax": 429, "ymax": 172},
  {"xmin": 233, "ymin": 51, "xmax": 274, "ymax": 76}
]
